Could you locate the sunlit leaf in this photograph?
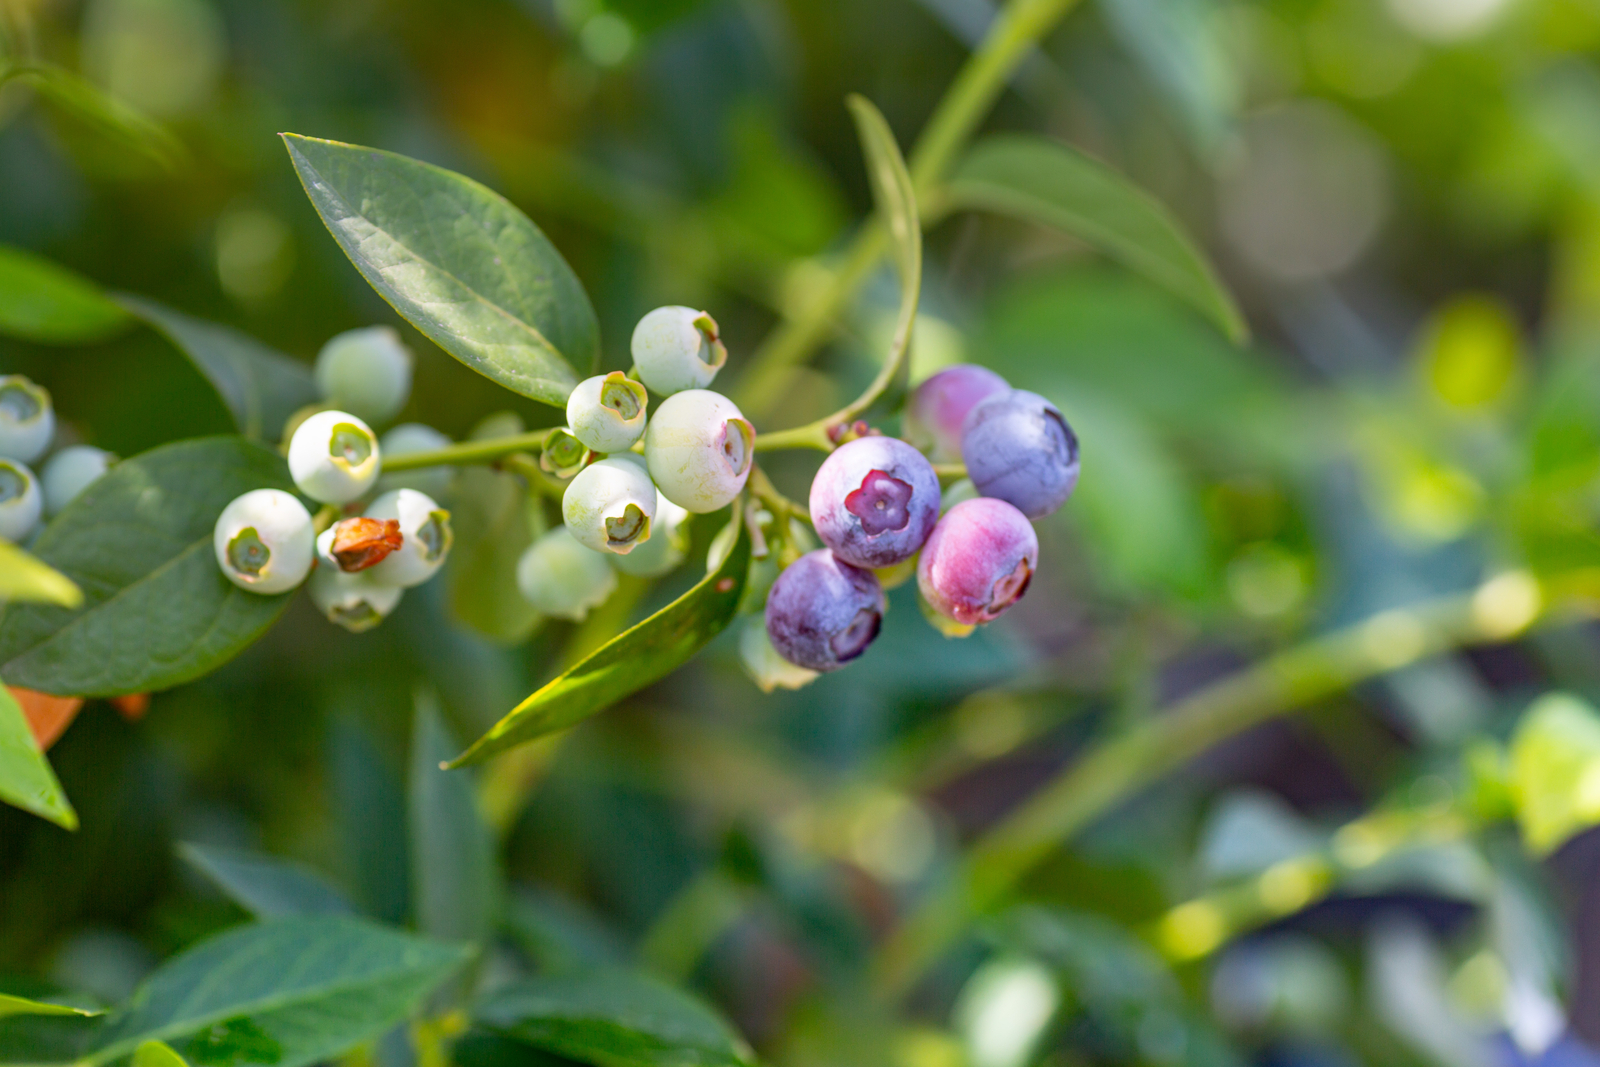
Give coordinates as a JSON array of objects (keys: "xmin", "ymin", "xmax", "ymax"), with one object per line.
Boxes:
[
  {"xmin": 117, "ymin": 296, "xmax": 318, "ymax": 442},
  {"xmin": 0, "ymin": 438, "xmax": 297, "ymax": 696},
  {"xmin": 0, "ymin": 62, "xmax": 184, "ymax": 171},
  {"xmin": 0, "ymin": 684, "xmax": 76, "ymax": 830},
  {"xmin": 178, "ymin": 843, "xmax": 357, "ymax": 919},
  {"xmin": 132, "ymin": 1040, "xmax": 187, "ymax": 1067},
  {"xmin": 0, "ymin": 245, "xmax": 130, "ymax": 344},
  {"xmin": 946, "ymin": 135, "xmax": 1246, "ymax": 342},
  {"xmin": 1509, "ymin": 692, "xmax": 1600, "ymax": 856},
  {"xmin": 0, "ymin": 542, "xmax": 83, "ymax": 608},
  {"xmin": 449, "ymin": 514, "xmax": 750, "ymax": 767},
  {"xmin": 0, "ymin": 996, "xmax": 97, "ymax": 1019},
  {"xmin": 476, "ymin": 968, "xmax": 754, "ymax": 1067},
  {"xmin": 409, "ymin": 693, "xmax": 500, "ymax": 945},
  {"xmin": 39, "ymin": 917, "xmax": 471, "ymax": 1067},
  {"xmin": 282, "ymin": 134, "xmax": 597, "ymax": 407}
]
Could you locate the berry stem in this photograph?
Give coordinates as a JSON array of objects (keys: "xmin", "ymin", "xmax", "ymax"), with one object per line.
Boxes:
[
  {"xmin": 380, "ymin": 429, "xmax": 556, "ymax": 471},
  {"xmin": 749, "ymin": 465, "xmax": 810, "ymax": 525},
  {"xmin": 731, "ymin": 0, "xmax": 1085, "ymax": 419},
  {"xmin": 870, "ymin": 569, "xmax": 1573, "ymax": 998},
  {"xmin": 500, "ymin": 452, "xmax": 567, "ymax": 499}
]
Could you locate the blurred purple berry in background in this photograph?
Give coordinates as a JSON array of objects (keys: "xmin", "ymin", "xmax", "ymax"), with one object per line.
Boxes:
[
  {"xmin": 918, "ymin": 497, "xmax": 1039, "ymax": 626},
  {"xmin": 809, "ymin": 436, "xmax": 940, "ymax": 568},
  {"xmin": 904, "ymin": 364, "xmax": 1009, "ymax": 462},
  {"xmin": 765, "ymin": 549, "xmax": 887, "ymax": 671},
  {"xmin": 961, "ymin": 389, "xmax": 1080, "ymax": 519}
]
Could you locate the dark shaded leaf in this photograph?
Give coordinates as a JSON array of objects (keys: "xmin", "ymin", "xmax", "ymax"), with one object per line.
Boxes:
[
  {"xmin": 409, "ymin": 693, "xmax": 499, "ymax": 944},
  {"xmin": 0, "ymin": 245, "xmax": 130, "ymax": 344},
  {"xmin": 177, "ymin": 843, "xmax": 356, "ymax": 919}
]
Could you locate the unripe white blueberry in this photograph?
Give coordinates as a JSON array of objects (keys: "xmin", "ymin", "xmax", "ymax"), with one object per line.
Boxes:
[
  {"xmin": 41, "ymin": 445, "xmax": 114, "ymax": 516},
  {"xmin": 516, "ymin": 526, "xmax": 618, "ymax": 621},
  {"xmin": 644, "ymin": 389, "xmax": 754, "ymax": 513},
  {"xmin": 611, "ymin": 489, "xmax": 690, "ymax": 577},
  {"xmin": 567, "ymin": 371, "xmax": 648, "ymax": 453},
  {"xmin": 563, "ymin": 456, "xmax": 657, "ymax": 555},
  {"xmin": 314, "ymin": 326, "xmax": 413, "ymax": 425},
  {"xmin": 288, "ymin": 409, "xmax": 381, "ymax": 504},
  {"xmin": 212, "ymin": 488, "xmax": 315, "ymax": 595},
  {"xmin": 631, "ymin": 306, "xmax": 728, "ymax": 396},
  {"xmin": 364, "ymin": 488, "xmax": 453, "ymax": 587},
  {"xmin": 308, "ymin": 564, "xmax": 403, "ymax": 632},
  {"xmin": 0, "ymin": 459, "xmax": 43, "ymax": 542},
  {"xmin": 540, "ymin": 427, "xmax": 593, "ymax": 480},
  {"xmin": 0, "ymin": 375, "xmax": 55, "ymax": 464},
  {"xmin": 377, "ymin": 423, "xmax": 454, "ymax": 497}
]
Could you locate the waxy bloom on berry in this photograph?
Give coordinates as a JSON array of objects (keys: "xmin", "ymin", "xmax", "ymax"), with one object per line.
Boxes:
[
  {"xmin": 644, "ymin": 389, "xmax": 753, "ymax": 513},
  {"xmin": 288, "ymin": 410, "xmax": 381, "ymax": 505},
  {"xmin": 314, "ymin": 326, "xmax": 413, "ymax": 425},
  {"xmin": 809, "ymin": 436, "xmax": 940, "ymax": 569},
  {"xmin": 765, "ymin": 550, "xmax": 886, "ymax": 672},
  {"xmin": 568, "ymin": 371, "xmax": 648, "ymax": 453},
  {"xmin": 308, "ymin": 565, "xmax": 403, "ymax": 632},
  {"xmin": 517, "ymin": 526, "xmax": 618, "ymax": 621},
  {"xmin": 631, "ymin": 306, "xmax": 727, "ymax": 396},
  {"xmin": 0, "ymin": 458, "xmax": 42, "ymax": 542},
  {"xmin": 0, "ymin": 375, "xmax": 54, "ymax": 464},
  {"xmin": 365, "ymin": 489, "xmax": 453, "ymax": 587},
  {"xmin": 41, "ymin": 446, "xmax": 114, "ymax": 517},
  {"xmin": 904, "ymin": 364, "xmax": 1008, "ymax": 462},
  {"xmin": 961, "ymin": 389, "xmax": 1079, "ymax": 520},
  {"xmin": 213, "ymin": 488, "xmax": 315, "ymax": 595},
  {"xmin": 917, "ymin": 497, "xmax": 1038, "ymax": 626}
]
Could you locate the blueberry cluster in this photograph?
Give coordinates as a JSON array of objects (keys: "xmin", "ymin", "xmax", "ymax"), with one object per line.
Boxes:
[
  {"xmin": 0, "ymin": 373, "xmax": 117, "ymax": 544},
  {"xmin": 515, "ymin": 307, "xmax": 749, "ymax": 620},
  {"xmin": 763, "ymin": 365, "xmax": 1079, "ymax": 674},
  {"xmin": 212, "ymin": 328, "xmax": 455, "ymax": 632}
]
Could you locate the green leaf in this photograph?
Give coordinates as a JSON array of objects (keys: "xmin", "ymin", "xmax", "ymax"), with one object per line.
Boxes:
[
  {"xmin": 0, "ymin": 62, "xmax": 184, "ymax": 171},
  {"xmin": 0, "ymin": 542, "xmax": 83, "ymax": 608},
  {"xmin": 0, "ymin": 437, "xmax": 298, "ymax": 697},
  {"xmin": 409, "ymin": 693, "xmax": 499, "ymax": 945},
  {"xmin": 1509, "ymin": 693, "xmax": 1600, "ymax": 856},
  {"xmin": 85, "ymin": 916, "xmax": 469, "ymax": 1067},
  {"xmin": 0, "ymin": 685, "xmax": 77, "ymax": 830},
  {"xmin": 0, "ymin": 997, "xmax": 96, "ymax": 1019},
  {"xmin": 282, "ymin": 133, "xmax": 598, "ymax": 406},
  {"xmin": 448, "ymin": 514, "xmax": 750, "ymax": 768},
  {"xmin": 448, "ymin": 467, "xmax": 542, "ymax": 644},
  {"xmin": 839, "ymin": 95, "xmax": 920, "ymax": 421},
  {"xmin": 476, "ymin": 969, "xmax": 753, "ymax": 1067},
  {"xmin": 946, "ymin": 134, "xmax": 1247, "ymax": 343},
  {"xmin": 116, "ymin": 297, "xmax": 318, "ymax": 442},
  {"xmin": 177, "ymin": 843, "xmax": 357, "ymax": 919},
  {"xmin": 132, "ymin": 1041, "xmax": 187, "ymax": 1067},
  {"xmin": 0, "ymin": 245, "xmax": 130, "ymax": 344}
]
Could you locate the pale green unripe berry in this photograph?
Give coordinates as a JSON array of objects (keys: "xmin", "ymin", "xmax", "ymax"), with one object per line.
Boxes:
[
  {"xmin": 308, "ymin": 564, "xmax": 403, "ymax": 632},
  {"xmin": 540, "ymin": 427, "xmax": 592, "ymax": 479},
  {"xmin": 378, "ymin": 423, "xmax": 453, "ymax": 497},
  {"xmin": 644, "ymin": 389, "xmax": 754, "ymax": 513},
  {"xmin": 567, "ymin": 371, "xmax": 648, "ymax": 453},
  {"xmin": 364, "ymin": 488, "xmax": 453, "ymax": 587},
  {"xmin": 0, "ymin": 375, "xmax": 55, "ymax": 464},
  {"xmin": 0, "ymin": 458, "xmax": 43, "ymax": 542},
  {"xmin": 314, "ymin": 326, "xmax": 413, "ymax": 425},
  {"xmin": 563, "ymin": 456, "xmax": 657, "ymax": 555},
  {"xmin": 516, "ymin": 526, "xmax": 618, "ymax": 621},
  {"xmin": 41, "ymin": 446, "xmax": 115, "ymax": 516},
  {"xmin": 611, "ymin": 490, "xmax": 690, "ymax": 577},
  {"xmin": 631, "ymin": 306, "xmax": 727, "ymax": 395},
  {"xmin": 288, "ymin": 409, "xmax": 381, "ymax": 504},
  {"xmin": 212, "ymin": 488, "xmax": 315, "ymax": 595}
]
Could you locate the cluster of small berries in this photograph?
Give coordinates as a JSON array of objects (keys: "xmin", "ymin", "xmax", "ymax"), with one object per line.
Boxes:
[
  {"xmin": 0, "ymin": 374, "xmax": 117, "ymax": 543},
  {"xmin": 764, "ymin": 364, "xmax": 1079, "ymax": 674},
  {"xmin": 515, "ymin": 307, "xmax": 753, "ymax": 620},
  {"xmin": 212, "ymin": 328, "xmax": 455, "ymax": 632}
]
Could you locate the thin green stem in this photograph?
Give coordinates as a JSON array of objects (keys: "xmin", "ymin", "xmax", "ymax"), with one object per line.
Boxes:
[
  {"xmin": 753, "ymin": 423, "xmax": 833, "ymax": 454},
  {"xmin": 380, "ymin": 430, "xmax": 554, "ymax": 472},
  {"xmin": 749, "ymin": 464, "xmax": 810, "ymax": 525},
  {"xmin": 872, "ymin": 572, "xmax": 1569, "ymax": 997}
]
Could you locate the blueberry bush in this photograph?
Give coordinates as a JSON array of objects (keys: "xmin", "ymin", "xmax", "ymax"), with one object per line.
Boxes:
[{"xmin": 3, "ymin": 1, "xmax": 1600, "ymax": 1066}]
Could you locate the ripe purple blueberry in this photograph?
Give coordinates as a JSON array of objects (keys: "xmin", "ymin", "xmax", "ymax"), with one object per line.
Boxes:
[
  {"xmin": 809, "ymin": 436, "xmax": 940, "ymax": 569},
  {"xmin": 904, "ymin": 364, "xmax": 1008, "ymax": 462},
  {"xmin": 960, "ymin": 389, "xmax": 1079, "ymax": 520},
  {"xmin": 917, "ymin": 497, "xmax": 1038, "ymax": 626},
  {"xmin": 765, "ymin": 550, "xmax": 886, "ymax": 672}
]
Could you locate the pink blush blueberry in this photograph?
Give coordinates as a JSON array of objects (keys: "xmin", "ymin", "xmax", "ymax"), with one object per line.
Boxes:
[
  {"xmin": 810, "ymin": 436, "xmax": 939, "ymax": 569},
  {"xmin": 917, "ymin": 497, "xmax": 1039, "ymax": 626},
  {"xmin": 765, "ymin": 550, "xmax": 886, "ymax": 671},
  {"xmin": 903, "ymin": 365, "xmax": 1009, "ymax": 462}
]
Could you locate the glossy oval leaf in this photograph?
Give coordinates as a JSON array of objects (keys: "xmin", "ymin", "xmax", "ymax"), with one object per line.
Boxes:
[
  {"xmin": 0, "ymin": 685, "xmax": 76, "ymax": 829},
  {"xmin": 0, "ymin": 541, "xmax": 83, "ymax": 608},
  {"xmin": 945, "ymin": 134, "xmax": 1247, "ymax": 343},
  {"xmin": 82, "ymin": 916, "xmax": 469, "ymax": 1067},
  {"xmin": 117, "ymin": 296, "xmax": 318, "ymax": 442},
  {"xmin": 0, "ymin": 244, "xmax": 130, "ymax": 344},
  {"xmin": 449, "ymin": 514, "xmax": 751, "ymax": 767},
  {"xmin": 0, "ymin": 437, "xmax": 298, "ymax": 697},
  {"xmin": 838, "ymin": 95, "xmax": 920, "ymax": 422},
  {"xmin": 177, "ymin": 843, "xmax": 357, "ymax": 919},
  {"xmin": 476, "ymin": 969, "xmax": 754, "ymax": 1067},
  {"xmin": 282, "ymin": 133, "xmax": 597, "ymax": 406}
]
